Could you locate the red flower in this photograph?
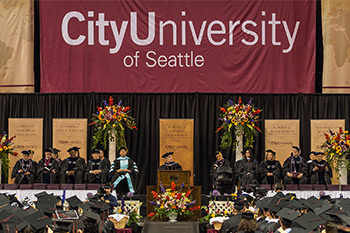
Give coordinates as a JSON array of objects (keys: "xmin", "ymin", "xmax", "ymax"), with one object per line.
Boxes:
[
  {"xmin": 109, "ymin": 96, "xmax": 114, "ymax": 106},
  {"xmin": 13, "ymin": 152, "xmax": 18, "ymax": 156},
  {"xmin": 124, "ymin": 106, "xmax": 130, "ymax": 112},
  {"xmin": 325, "ymin": 133, "xmax": 330, "ymax": 140},
  {"xmin": 216, "ymin": 127, "xmax": 223, "ymax": 131},
  {"xmin": 171, "ymin": 182, "xmax": 176, "ymax": 191},
  {"xmin": 148, "ymin": 212, "xmax": 155, "ymax": 217},
  {"xmin": 340, "ymin": 127, "xmax": 343, "ymax": 134},
  {"xmin": 220, "ymin": 108, "xmax": 227, "ymax": 113},
  {"xmin": 239, "ymin": 97, "xmax": 242, "ymax": 105},
  {"xmin": 89, "ymin": 122, "xmax": 97, "ymax": 126},
  {"xmin": 97, "ymin": 106, "xmax": 102, "ymax": 111},
  {"xmin": 176, "ymin": 193, "xmax": 182, "ymax": 200},
  {"xmin": 185, "ymin": 189, "xmax": 193, "ymax": 197},
  {"xmin": 254, "ymin": 126, "xmax": 262, "ymax": 132}
]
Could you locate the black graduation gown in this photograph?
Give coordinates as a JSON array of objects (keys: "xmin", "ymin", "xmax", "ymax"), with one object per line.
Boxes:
[
  {"xmin": 210, "ymin": 159, "xmax": 233, "ymax": 193},
  {"xmin": 11, "ymin": 159, "xmax": 37, "ymax": 184},
  {"xmin": 219, "ymin": 213, "xmax": 242, "ymax": 233},
  {"xmin": 233, "ymin": 159, "xmax": 243, "ymax": 186},
  {"xmin": 238, "ymin": 159, "xmax": 258, "ymax": 188},
  {"xmin": 37, "ymin": 157, "xmax": 59, "ymax": 184},
  {"xmin": 259, "ymin": 160, "xmax": 282, "ymax": 185},
  {"xmin": 282, "ymin": 156, "xmax": 308, "ymax": 184},
  {"xmin": 158, "ymin": 162, "xmax": 182, "ymax": 170},
  {"xmin": 110, "ymin": 158, "xmax": 138, "ymax": 193},
  {"xmin": 259, "ymin": 219, "xmax": 280, "ymax": 233},
  {"xmin": 310, "ymin": 160, "xmax": 333, "ymax": 185},
  {"xmin": 60, "ymin": 156, "xmax": 85, "ymax": 184},
  {"xmin": 85, "ymin": 159, "xmax": 109, "ymax": 183}
]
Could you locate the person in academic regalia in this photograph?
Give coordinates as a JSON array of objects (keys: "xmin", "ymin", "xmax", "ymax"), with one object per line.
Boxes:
[
  {"xmin": 306, "ymin": 151, "xmax": 316, "ymax": 183},
  {"xmin": 219, "ymin": 199, "xmax": 247, "ymax": 233},
  {"xmin": 282, "ymin": 146, "xmax": 308, "ymax": 184},
  {"xmin": 259, "ymin": 149, "xmax": 282, "ymax": 185},
  {"xmin": 98, "ymin": 149, "xmax": 111, "ymax": 171},
  {"xmin": 237, "ymin": 148, "xmax": 259, "ymax": 189},
  {"xmin": 51, "ymin": 148, "xmax": 62, "ymax": 183},
  {"xmin": 12, "ymin": 150, "xmax": 37, "ymax": 184},
  {"xmin": 60, "ymin": 147, "xmax": 85, "ymax": 184},
  {"xmin": 158, "ymin": 152, "xmax": 183, "ymax": 170},
  {"xmin": 110, "ymin": 147, "xmax": 139, "ymax": 194},
  {"xmin": 310, "ymin": 152, "xmax": 333, "ymax": 185},
  {"xmin": 85, "ymin": 149, "xmax": 109, "ymax": 184},
  {"xmin": 37, "ymin": 148, "xmax": 59, "ymax": 184},
  {"xmin": 210, "ymin": 151, "xmax": 233, "ymax": 194}
]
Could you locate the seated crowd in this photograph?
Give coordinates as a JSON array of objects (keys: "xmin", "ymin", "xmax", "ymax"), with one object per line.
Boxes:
[{"xmin": 211, "ymin": 146, "xmax": 333, "ymax": 194}]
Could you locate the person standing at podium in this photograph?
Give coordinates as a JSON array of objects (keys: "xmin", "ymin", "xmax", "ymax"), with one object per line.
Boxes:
[{"xmin": 158, "ymin": 152, "xmax": 182, "ymax": 170}]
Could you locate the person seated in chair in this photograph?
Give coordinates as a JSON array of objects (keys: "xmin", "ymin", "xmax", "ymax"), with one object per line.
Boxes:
[
  {"xmin": 282, "ymin": 146, "xmax": 308, "ymax": 184},
  {"xmin": 60, "ymin": 147, "xmax": 85, "ymax": 184},
  {"xmin": 237, "ymin": 148, "xmax": 259, "ymax": 189},
  {"xmin": 85, "ymin": 149, "xmax": 109, "ymax": 184},
  {"xmin": 310, "ymin": 152, "xmax": 332, "ymax": 185},
  {"xmin": 259, "ymin": 149, "xmax": 282, "ymax": 185},
  {"xmin": 110, "ymin": 147, "xmax": 138, "ymax": 194},
  {"xmin": 158, "ymin": 152, "xmax": 182, "ymax": 170},
  {"xmin": 37, "ymin": 148, "xmax": 58, "ymax": 184},
  {"xmin": 12, "ymin": 150, "xmax": 37, "ymax": 184},
  {"xmin": 210, "ymin": 151, "xmax": 233, "ymax": 194}
]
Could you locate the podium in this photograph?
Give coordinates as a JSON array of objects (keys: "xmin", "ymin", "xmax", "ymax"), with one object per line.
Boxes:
[{"xmin": 146, "ymin": 170, "xmax": 201, "ymax": 220}]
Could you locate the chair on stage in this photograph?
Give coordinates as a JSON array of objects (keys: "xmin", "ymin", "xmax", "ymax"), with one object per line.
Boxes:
[
  {"xmin": 299, "ymin": 184, "xmax": 313, "ymax": 191},
  {"xmin": 60, "ymin": 184, "xmax": 73, "ymax": 190},
  {"xmin": 87, "ymin": 183, "xmax": 101, "ymax": 190},
  {"xmin": 4, "ymin": 184, "xmax": 18, "ymax": 190},
  {"xmin": 326, "ymin": 185, "xmax": 340, "ymax": 191},
  {"xmin": 0, "ymin": 184, "xmax": 4, "ymax": 190},
  {"xmin": 285, "ymin": 184, "xmax": 298, "ymax": 190},
  {"xmin": 312, "ymin": 184, "xmax": 326, "ymax": 190},
  {"xmin": 341, "ymin": 185, "xmax": 350, "ymax": 191},
  {"xmin": 259, "ymin": 184, "xmax": 272, "ymax": 190},
  {"xmin": 33, "ymin": 183, "xmax": 47, "ymax": 190},
  {"xmin": 47, "ymin": 184, "xmax": 59, "ymax": 190},
  {"xmin": 74, "ymin": 184, "xmax": 86, "ymax": 190},
  {"xmin": 19, "ymin": 184, "xmax": 33, "ymax": 190}
]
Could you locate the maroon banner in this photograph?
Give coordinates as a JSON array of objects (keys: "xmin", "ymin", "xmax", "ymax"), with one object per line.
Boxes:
[{"xmin": 40, "ymin": 0, "xmax": 315, "ymax": 93}]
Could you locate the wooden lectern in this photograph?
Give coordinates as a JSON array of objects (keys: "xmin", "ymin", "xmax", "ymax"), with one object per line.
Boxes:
[{"xmin": 146, "ymin": 170, "xmax": 201, "ymax": 220}]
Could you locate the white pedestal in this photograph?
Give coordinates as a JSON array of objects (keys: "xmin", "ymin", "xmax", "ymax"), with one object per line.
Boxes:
[
  {"xmin": 108, "ymin": 131, "xmax": 117, "ymax": 162},
  {"xmin": 235, "ymin": 127, "xmax": 243, "ymax": 162},
  {"xmin": 339, "ymin": 165, "xmax": 348, "ymax": 185}
]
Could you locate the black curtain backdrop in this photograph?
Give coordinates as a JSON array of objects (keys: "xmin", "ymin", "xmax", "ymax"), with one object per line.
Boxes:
[{"xmin": 1, "ymin": 93, "xmax": 349, "ymax": 193}]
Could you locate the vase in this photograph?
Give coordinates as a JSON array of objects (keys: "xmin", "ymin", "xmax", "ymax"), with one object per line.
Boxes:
[
  {"xmin": 235, "ymin": 126, "xmax": 244, "ymax": 162},
  {"xmin": 167, "ymin": 212, "xmax": 178, "ymax": 223}
]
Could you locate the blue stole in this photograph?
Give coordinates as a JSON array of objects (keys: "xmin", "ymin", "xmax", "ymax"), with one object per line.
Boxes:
[{"xmin": 113, "ymin": 156, "xmax": 135, "ymax": 193}]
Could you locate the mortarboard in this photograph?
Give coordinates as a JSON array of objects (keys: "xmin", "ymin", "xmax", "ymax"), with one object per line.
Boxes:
[
  {"xmin": 24, "ymin": 207, "xmax": 38, "ymax": 215},
  {"xmin": 21, "ymin": 150, "xmax": 30, "ymax": 155},
  {"xmin": 67, "ymin": 147, "xmax": 80, "ymax": 152},
  {"xmin": 303, "ymin": 196, "xmax": 324, "ymax": 211},
  {"xmin": 266, "ymin": 149, "xmax": 276, "ymax": 155},
  {"xmin": 83, "ymin": 210, "xmax": 100, "ymax": 221},
  {"xmin": 91, "ymin": 149, "xmax": 100, "ymax": 154},
  {"xmin": 66, "ymin": 196, "xmax": 83, "ymax": 209},
  {"xmin": 90, "ymin": 201, "xmax": 111, "ymax": 211},
  {"xmin": 44, "ymin": 148, "xmax": 53, "ymax": 153},
  {"xmin": 241, "ymin": 211, "xmax": 254, "ymax": 220},
  {"xmin": 268, "ymin": 196, "xmax": 288, "ymax": 213},
  {"xmin": 52, "ymin": 148, "xmax": 61, "ymax": 154},
  {"xmin": 37, "ymin": 201, "xmax": 56, "ymax": 215},
  {"xmin": 313, "ymin": 201, "xmax": 333, "ymax": 215},
  {"xmin": 35, "ymin": 191, "xmax": 49, "ymax": 199},
  {"xmin": 0, "ymin": 195, "xmax": 11, "ymax": 211},
  {"xmin": 295, "ymin": 212, "xmax": 327, "ymax": 231},
  {"xmin": 162, "ymin": 152, "xmax": 174, "ymax": 158},
  {"xmin": 276, "ymin": 207, "xmax": 300, "ymax": 221},
  {"xmin": 292, "ymin": 146, "xmax": 300, "ymax": 151},
  {"xmin": 23, "ymin": 211, "xmax": 53, "ymax": 230},
  {"xmin": 255, "ymin": 197, "xmax": 272, "ymax": 211},
  {"xmin": 233, "ymin": 199, "xmax": 248, "ymax": 210},
  {"xmin": 314, "ymin": 152, "xmax": 324, "ymax": 156}
]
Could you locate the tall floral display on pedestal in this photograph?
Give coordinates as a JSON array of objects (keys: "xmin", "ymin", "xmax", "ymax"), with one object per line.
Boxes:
[
  {"xmin": 90, "ymin": 97, "xmax": 137, "ymax": 150},
  {"xmin": 322, "ymin": 127, "xmax": 350, "ymax": 187},
  {"xmin": 216, "ymin": 98, "xmax": 262, "ymax": 160},
  {"xmin": 0, "ymin": 132, "xmax": 18, "ymax": 183}
]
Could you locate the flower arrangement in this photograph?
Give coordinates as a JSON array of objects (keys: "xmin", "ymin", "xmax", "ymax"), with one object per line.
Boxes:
[
  {"xmin": 200, "ymin": 190, "xmax": 234, "ymax": 223},
  {"xmin": 90, "ymin": 96, "xmax": 137, "ymax": 150},
  {"xmin": 216, "ymin": 97, "xmax": 262, "ymax": 149},
  {"xmin": 147, "ymin": 182, "xmax": 200, "ymax": 220},
  {"xmin": 0, "ymin": 132, "xmax": 18, "ymax": 178},
  {"xmin": 322, "ymin": 127, "xmax": 350, "ymax": 175},
  {"xmin": 117, "ymin": 194, "xmax": 143, "ymax": 225}
]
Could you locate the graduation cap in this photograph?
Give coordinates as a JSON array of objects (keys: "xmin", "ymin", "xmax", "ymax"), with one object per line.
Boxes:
[
  {"xmin": 51, "ymin": 148, "xmax": 61, "ymax": 154},
  {"xmin": 37, "ymin": 201, "xmax": 56, "ymax": 215},
  {"xmin": 52, "ymin": 219, "xmax": 85, "ymax": 232},
  {"xmin": 83, "ymin": 210, "xmax": 100, "ymax": 221},
  {"xmin": 0, "ymin": 209, "xmax": 23, "ymax": 232},
  {"xmin": 23, "ymin": 211, "xmax": 53, "ymax": 230},
  {"xmin": 290, "ymin": 227, "xmax": 312, "ymax": 233},
  {"xmin": 91, "ymin": 149, "xmax": 100, "ymax": 154},
  {"xmin": 255, "ymin": 197, "xmax": 272, "ymax": 211},
  {"xmin": 241, "ymin": 211, "xmax": 254, "ymax": 220},
  {"xmin": 276, "ymin": 207, "xmax": 300, "ymax": 221},
  {"xmin": 285, "ymin": 199, "xmax": 304, "ymax": 210},
  {"xmin": 233, "ymin": 199, "xmax": 248, "ymax": 210},
  {"xmin": 44, "ymin": 148, "xmax": 53, "ymax": 153},
  {"xmin": 295, "ymin": 212, "xmax": 327, "ymax": 231},
  {"xmin": 35, "ymin": 191, "xmax": 49, "ymax": 199},
  {"xmin": 303, "ymin": 196, "xmax": 324, "ymax": 211},
  {"xmin": 162, "ymin": 152, "xmax": 174, "ymax": 158},
  {"xmin": 67, "ymin": 147, "xmax": 80, "ymax": 152},
  {"xmin": 266, "ymin": 149, "xmax": 276, "ymax": 155},
  {"xmin": 238, "ymin": 194, "xmax": 254, "ymax": 203},
  {"xmin": 314, "ymin": 152, "xmax": 324, "ymax": 156},
  {"xmin": 292, "ymin": 146, "xmax": 300, "ymax": 152},
  {"xmin": 21, "ymin": 150, "xmax": 30, "ymax": 155},
  {"xmin": 0, "ymin": 195, "xmax": 11, "ymax": 211},
  {"xmin": 313, "ymin": 201, "xmax": 333, "ymax": 215},
  {"xmin": 268, "ymin": 196, "xmax": 288, "ymax": 213},
  {"xmin": 24, "ymin": 207, "xmax": 38, "ymax": 215},
  {"xmin": 66, "ymin": 196, "xmax": 83, "ymax": 209},
  {"xmin": 10, "ymin": 209, "xmax": 30, "ymax": 231}
]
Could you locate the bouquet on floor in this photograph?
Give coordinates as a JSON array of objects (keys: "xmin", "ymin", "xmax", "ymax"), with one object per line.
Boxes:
[
  {"xmin": 116, "ymin": 196, "xmax": 143, "ymax": 225},
  {"xmin": 90, "ymin": 96, "xmax": 137, "ymax": 150},
  {"xmin": 322, "ymin": 127, "xmax": 350, "ymax": 174},
  {"xmin": 216, "ymin": 97, "xmax": 262, "ymax": 149},
  {"xmin": 200, "ymin": 200, "xmax": 234, "ymax": 222},
  {"xmin": 0, "ymin": 132, "xmax": 18, "ymax": 178},
  {"xmin": 147, "ymin": 182, "xmax": 200, "ymax": 220}
]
